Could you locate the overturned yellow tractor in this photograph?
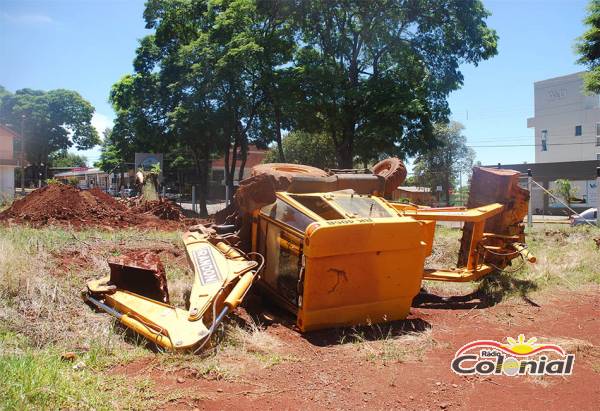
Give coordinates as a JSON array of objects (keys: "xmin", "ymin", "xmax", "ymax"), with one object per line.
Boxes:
[{"xmin": 85, "ymin": 159, "xmax": 532, "ymax": 351}]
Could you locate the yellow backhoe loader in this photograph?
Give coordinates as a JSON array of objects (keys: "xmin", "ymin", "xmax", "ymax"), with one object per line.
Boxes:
[{"xmin": 84, "ymin": 160, "xmax": 533, "ymax": 352}]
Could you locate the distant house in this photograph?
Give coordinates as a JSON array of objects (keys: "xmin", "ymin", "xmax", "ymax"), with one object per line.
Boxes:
[
  {"xmin": 210, "ymin": 145, "xmax": 267, "ymax": 185},
  {"xmin": 54, "ymin": 167, "xmax": 110, "ymax": 190},
  {"xmin": 392, "ymin": 186, "xmax": 433, "ymax": 205},
  {"xmin": 207, "ymin": 145, "xmax": 267, "ymax": 199},
  {"xmin": 0, "ymin": 124, "xmax": 20, "ymax": 200}
]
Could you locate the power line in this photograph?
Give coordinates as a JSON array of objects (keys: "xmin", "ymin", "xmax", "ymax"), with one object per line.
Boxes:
[{"xmin": 468, "ymin": 140, "xmax": 600, "ymax": 148}]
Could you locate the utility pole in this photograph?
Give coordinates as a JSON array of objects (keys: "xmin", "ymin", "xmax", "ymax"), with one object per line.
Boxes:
[
  {"xmin": 459, "ymin": 169, "xmax": 462, "ymax": 206},
  {"xmin": 527, "ymin": 169, "xmax": 533, "ymax": 228},
  {"xmin": 596, "ymin": 167, "xmax": 599, "ymax": 227},
  {"xmin": 20, "ymin": 115, "xmax": 25, "ymax": 194}
]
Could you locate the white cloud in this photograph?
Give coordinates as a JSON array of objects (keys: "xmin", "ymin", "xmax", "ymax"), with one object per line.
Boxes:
[
  {"xmin": 0, "ymin": 12, "xmax": 54, "ymax": 25},
  {"xmin": 91, "ymin": 112, "xmax": 113, "ymax": 140},
  {"xmin": 66, "ymin": 113, "xmax": 112, "ymax": 167}
]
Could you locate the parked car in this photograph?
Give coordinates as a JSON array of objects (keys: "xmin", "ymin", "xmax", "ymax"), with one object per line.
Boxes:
[
  {"xmin": 570, "ymin": 208, "xmax": 598, "ymax": 226},
  {"xmin": 163, "ymin": 187, "xmax": 181, "ymax": 200},
  {"xmin": 120, "ymin": 188, "xmax": 138, "ymax": 198}
]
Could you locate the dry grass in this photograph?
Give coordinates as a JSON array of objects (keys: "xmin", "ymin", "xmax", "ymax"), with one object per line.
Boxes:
[
  {"xmin": 0, "ymin": 225, "xmax": 180, "ymax": 409},
  {"xmin": 422, "ymin": 224, "xmax": 600, "ymax": 303},
  {"xmin": 522, "ymin": 226, "xmax": 600, "ymax": 290},
  {"xmin": 351, "ymin": 327, "xmax": 438, "ymax": 364}
]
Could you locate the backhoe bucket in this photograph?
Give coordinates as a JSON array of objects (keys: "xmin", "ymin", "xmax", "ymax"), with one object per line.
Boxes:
[{"xmin": 107, "ymin": 251, "xmax": 170, "ymax": 304}]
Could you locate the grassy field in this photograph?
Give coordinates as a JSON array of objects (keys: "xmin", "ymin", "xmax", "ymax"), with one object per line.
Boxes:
[{"xmin": 0, "ymin": 223, "xmax": 598, "ymax": 409}]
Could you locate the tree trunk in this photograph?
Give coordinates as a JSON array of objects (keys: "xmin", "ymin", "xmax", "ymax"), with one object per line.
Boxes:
[
  {"xmin": 444, "ymin": 174, "xmax": 451, "ymax": 206},
  {"xmin": 199, "ymin": 156, "xmax": 209, "ymax": 217},
  {"xmin": 336, "ymin": 128, "xmax": 355, "ymax": 169},
  {"xmin": 238, "ymin": 133, "xmax": 248, "ymax": 181},
  {"xmin": 227, "ymin": 137, "xmax": 239, "ymax": 201},
  {"xmin": 274, "ymin": 106, "xmax": 285, "ymax": 162},
  {"xmin": 193, "ymin": 151, "xmax": 209, "ymax": 217}
]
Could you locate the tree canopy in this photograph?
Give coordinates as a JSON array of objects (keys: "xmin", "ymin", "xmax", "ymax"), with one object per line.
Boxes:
[
  {"xmin": 291, "ymin": 0, "xmax": 497, "ymax": 167},
  {"xmin": 106, "ymin": 0, "xmax": 497, "ymax": 210},
  {"xmin": 48, "ymin": 150, "xmax": 88, "ymax": 168},
  {"xmin": 0, "ymin": 86, "xmax": 99, "ymax": 182},
  {"xmin": 576, "ymin": 0, "xmax": 600, "ymax": 93},
  {"xmin": 263, "ymin": 131, "xmax": 337, "ymax": 169},
  {"xmin": 413, "ymin": 121, "xmax": 475, "ymax": 205}
]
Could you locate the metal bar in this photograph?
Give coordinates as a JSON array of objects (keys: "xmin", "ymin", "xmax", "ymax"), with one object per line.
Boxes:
[
  {"xmin": 85, "ymin": 294, "xmax": 123, "ymax": 320},
  {"xmin": 597, "ymin": 167, "xmax": 600, "ymax": 227},
  {"xmin": 467, "ymin": 221, "xmax": 485, "ymax": 271},
  {"xmin": 527, "ymin": 169, "xmax": 533, "ymax": 228},
  {"xmin": 192, "ymin": 185, "xmax": 197, "ymax": 214}
]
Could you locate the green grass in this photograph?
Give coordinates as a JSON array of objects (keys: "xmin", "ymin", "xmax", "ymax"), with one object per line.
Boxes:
[
  {"xmin": 0, "ymin": 225, "xmax": 184, "ymax": 409},
  {"xmin": 0, "ymin": 225, "xmax": 179, "ymax": 254},
  {"xmin": 0, "ymin": 328, "xmax": 157, "ymax": 410},
  {"xmin": 350, "ymin": 328, "xmax": 438, "ymax": 365},
  {"xmin": 0, "ymin": 349, "xmax": 156, "ymax": 410}
]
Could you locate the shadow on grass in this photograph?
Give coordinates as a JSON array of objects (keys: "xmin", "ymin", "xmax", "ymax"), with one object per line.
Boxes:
[
  {"xmin": 233, "ymin": 290, "xmax": 432, "ymax": 348},
  {"xmin": 302, "ymin": 318, "xmax": 432, "ymax": 347},
  {"xmin": 413, "ymin": 271, "xmax": 539, "ymax": 310}
]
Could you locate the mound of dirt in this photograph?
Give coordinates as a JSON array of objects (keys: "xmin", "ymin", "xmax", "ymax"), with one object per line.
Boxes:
[
  {"xmin": 0, "ymin": 184, "xmax": 201, "ymax": 230},
  {"xmin": 131, "ymin": 199, "xmax": 187, "ymax": 221}
]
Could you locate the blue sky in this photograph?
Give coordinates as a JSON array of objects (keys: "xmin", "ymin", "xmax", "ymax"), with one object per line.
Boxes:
[{"xmin": 0, "ymin": 0, "xmax": 590, "ymax": 167}]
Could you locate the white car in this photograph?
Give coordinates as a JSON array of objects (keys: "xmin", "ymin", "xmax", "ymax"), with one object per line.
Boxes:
[{"xmin": 570, "ymin": 208, "xmax": 598, "ymax": 226}]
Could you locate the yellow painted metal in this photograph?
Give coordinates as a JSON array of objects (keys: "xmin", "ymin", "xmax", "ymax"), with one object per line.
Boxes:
[
  {"xmin": 105, "ymin": 289, "xmax": 207, "ymax": 350},
  {"xmin": 423, "ymin": 265, "xmax": 493, "ymax": 282},
  {"xmin": 397, "ymin": 203, "xmax": 504, "ymax": 222},
  {"xmin": 86, "ymin": 231, "xmax": 258, "ymax": 351},
  {"xmin": 297, "ymin": 217, "xmax": 430, "ymax": 331},
  {"xmin": 512, "ymin": 243, "xmax": 536, "ymax": 263},
  {"xmin": 183, "ymin": 231, "xmax": 257, "ymax": 322}
]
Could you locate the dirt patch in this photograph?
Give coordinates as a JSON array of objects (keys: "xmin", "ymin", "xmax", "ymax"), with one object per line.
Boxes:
[
  {"xmin": 50, "ymin": 249, "xmax": 97, "ymax": 275},
  {"xmin": 0, "ymin": 184, "xmax": 206, "ymax": 230},
  {"xmin": 111, "ymin": 287, "xmax": 600, "ymax": 410}
]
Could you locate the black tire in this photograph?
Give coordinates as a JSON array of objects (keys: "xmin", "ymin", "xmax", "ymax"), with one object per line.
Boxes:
[{"xmin": 371, "ymin": 158, "xmax": 407, "ymax": 195}]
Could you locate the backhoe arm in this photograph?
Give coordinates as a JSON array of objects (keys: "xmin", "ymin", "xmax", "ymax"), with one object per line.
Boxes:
[{"xmin": 84, "ymin": 230, "xmax": 259, "ymax": 352}]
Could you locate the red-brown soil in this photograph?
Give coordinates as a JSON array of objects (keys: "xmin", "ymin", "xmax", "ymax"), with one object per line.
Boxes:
[
  {"xmin": 0, "ymin": 184, "xmax": 205, "ymax": 230},
  {"xmin": 112, "ymin": 287, "xmax": 600, "ymax": 410},
  {"xmin": 130, "ymin": 199, "xmax": 187, "ymax": 221}
]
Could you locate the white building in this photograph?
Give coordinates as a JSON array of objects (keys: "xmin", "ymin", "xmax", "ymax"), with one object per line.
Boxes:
[
  {"xmin": 527, "ymin": 72, "xmax": 600, "ymax": 163},
  {"xmin": 0, "ymin": 124, "xmax": 20, "ymax": 200}
]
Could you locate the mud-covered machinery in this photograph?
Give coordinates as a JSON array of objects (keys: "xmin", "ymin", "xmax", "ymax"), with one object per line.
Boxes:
[{"xmin": 84, "ymin": 160, "xmax": 533, "ymax": 352}]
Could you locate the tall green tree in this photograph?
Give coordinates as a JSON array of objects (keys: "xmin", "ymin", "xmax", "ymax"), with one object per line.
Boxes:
[
  {"xmin": 48, "ymin": 150, "xmax": 88, "ymax": 168},
  {"xmin": 413, "ymin": 122, "xmax": 475, "ymax": 206},
  {"xmin": 292, "ymin": 0, "xmax": 497, "ymax": 168},
  {"xmin": 263, "ymin": 131, "xmax": 337, "ymax": 169},
  {"xmin": 576, "ymin": 0, "xmax": 600, "ymax": 93},
  {"xmin": 0, "ymin": 87, "xmax": 99, "ymax": 184},
  {"xmin": 111, "ymin": 0, "xmax": 296, "ymax": 214}
]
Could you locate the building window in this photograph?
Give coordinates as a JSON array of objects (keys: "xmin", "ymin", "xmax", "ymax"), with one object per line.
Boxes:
[
  {"xmin": 597, "ymin": 122, "xmax": 600, "ymax": 136},
  {"xmin": 597, "ymin": 136, "xmax": 600, "ymax": 147},
  {"xmin": 541, "ymin": 130, "xmax": 548, "ymax": 151},
  {"xmin": 575, "ymin": 125, "xmax": 582, "ymax": 136}
]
